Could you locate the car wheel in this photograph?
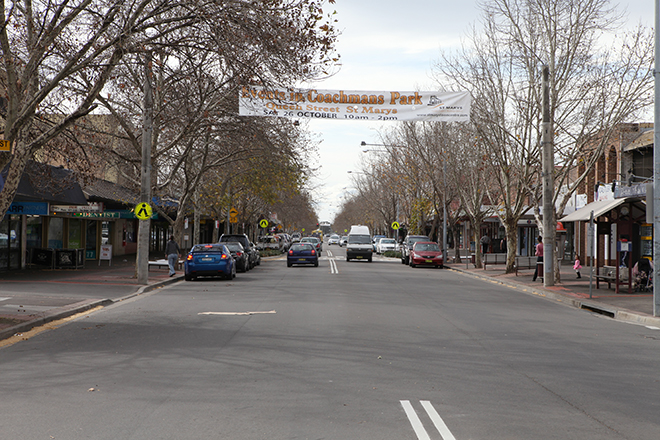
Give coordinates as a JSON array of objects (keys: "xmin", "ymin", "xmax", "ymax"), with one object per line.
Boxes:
[
  {"xmin": 368, "ymin": 256, "xmax": 372, "ymax": 262},
  {"xmin": 287, "ymin": 262, "xmax": 292, "ymax": 267},
  {"xmin": 314, "ymin": 261, "xmax": 319, "ymax": 267},
  {"xmin": 411, "ymin": 263, "xmax": 416, "ymax": 268},
  {"xmin": 185, "ymin": 274, "xmax": 193, "ymax": 281},
  {"xmin": 346, "ymin": 256, "xmax": 350, "ymax": 262}
]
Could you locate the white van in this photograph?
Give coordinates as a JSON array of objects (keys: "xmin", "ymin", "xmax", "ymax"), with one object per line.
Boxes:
[{"xmin": 346, "ymin": 225, "xmax": 373, "ymax": 262}]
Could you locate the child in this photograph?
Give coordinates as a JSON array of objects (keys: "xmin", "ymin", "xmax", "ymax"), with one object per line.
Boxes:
[{"xmin": 574, "ymin": 255, "xmax": 582, "ymax": 279}]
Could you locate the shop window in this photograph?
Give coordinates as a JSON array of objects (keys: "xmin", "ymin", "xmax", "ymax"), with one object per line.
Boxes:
[{"xmin": 48, "ymin": 217, "xmax": 64, "ymax": 249}]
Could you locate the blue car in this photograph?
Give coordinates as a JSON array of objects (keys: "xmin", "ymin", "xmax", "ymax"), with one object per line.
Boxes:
[
  {"xmin": 184, "ymin": 244, "xmax": 236, "ymax": 281},
  {"xmin": 287, "ymin": 243, "xmax": 319, "ymax": 267}
]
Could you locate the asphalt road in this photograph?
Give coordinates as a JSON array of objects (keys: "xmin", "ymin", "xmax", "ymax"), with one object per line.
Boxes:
[{"xmin": 1, "ymin": 245, "xmax": 659, "ymax": 439}]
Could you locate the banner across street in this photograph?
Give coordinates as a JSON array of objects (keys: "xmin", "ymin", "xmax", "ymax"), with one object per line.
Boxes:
[{"xmin": 239, "ymin": 86, "xmax": 471, "ymax": 122}]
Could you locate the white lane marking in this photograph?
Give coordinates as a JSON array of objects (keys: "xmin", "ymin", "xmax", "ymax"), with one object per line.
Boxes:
[
  {"xmin": 198, "ymin": 311, "xmax": 276, "ymax": 316},
  {"xmin": 329, "ymin": 258, "xmax": 339, "ymax": 274},
  {"xmin": 646, "ymin": 326, "xmax": 660, "ymax": 330},
  {"xmin": 421, "ymin": 400, "xmax": 457, "ymax": 440},
  {"xmin": 327, "ymin": 250, "xmax": 334, "ymax": 257},
  {"xmin": 401, "ymin": 400, "xmax": 431, "ymax": 440},
  {"xmin": 0, "ymin": 297, "xmax": 11, "ymax": 302}
]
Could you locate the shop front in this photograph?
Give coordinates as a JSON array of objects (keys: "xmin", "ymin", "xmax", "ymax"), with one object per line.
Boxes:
[{"xmin": 561, "ymin": 197, "xmax": 648, "ymax": 293}]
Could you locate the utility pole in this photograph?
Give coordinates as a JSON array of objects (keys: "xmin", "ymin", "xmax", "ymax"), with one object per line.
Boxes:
[
  {"xmin": 653, "ymin": 0, "xmax": 660, "ymax": 316},
  {"xmin": 542, "ymin": 65, "xmax": 555, "ymax": 287},
  {"xmin": 136, "ymin": 52, "xmax": 153, "ymax": 285}
]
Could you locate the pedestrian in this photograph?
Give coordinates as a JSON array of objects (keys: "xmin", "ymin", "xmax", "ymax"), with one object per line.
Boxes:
[
  {"xmin": 532, "ymin": 235, "xmax": 543, "ymax": 282},
  {"xmin": 500, "ymin": 237, "xmax": 507, "ymax": 253},
  {"xmin": 574, "ymin": 254, "xmax": 582, "ymax": 279},
  {"xmin": 480, "ymin": 234, "xmax": 491, "ymax": 254},
  {"xmin": 165, "ymin": 235, "xmax": 180, "ymax": 277}
]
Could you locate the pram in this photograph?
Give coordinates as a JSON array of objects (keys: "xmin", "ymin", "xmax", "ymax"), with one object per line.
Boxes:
[{"xmin": 633, "ymin": 258, "xmax": 653, "ymax": 292}]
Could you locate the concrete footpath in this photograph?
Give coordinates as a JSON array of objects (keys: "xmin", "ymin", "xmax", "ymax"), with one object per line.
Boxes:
[
  {"xmin": 0, "ymin": 255, "xmax": 183, "ymax": 340},
  {"xmin": 1, "ymin": 255, "xmax": 659, "ymax": 341}
]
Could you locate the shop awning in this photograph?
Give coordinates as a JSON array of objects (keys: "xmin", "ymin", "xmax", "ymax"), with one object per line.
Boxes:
[{"xmin": 559, "ymin": 198, "xmax": 628, "ymax": 222}]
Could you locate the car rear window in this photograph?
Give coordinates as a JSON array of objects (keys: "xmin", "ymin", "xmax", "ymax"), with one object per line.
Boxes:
[
  {"xmin": 291, "ymin": 243, "xmax": 314, "ymax": 251},
  {"xmin": 224, "ymin": 243, "xmax": 243, "ymax": 251},
  {"xmin": 415, "ymin": 243, "xmax": 440, "ymax": 251},
  {"xmin": 192, "ymin": 244, "xmax": 226, "ymax": 252}
]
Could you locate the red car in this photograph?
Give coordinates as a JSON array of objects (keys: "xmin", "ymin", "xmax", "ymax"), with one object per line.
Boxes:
[{"xmin": 409, "ymin": 241, "xmax": 443, "ymax": 268}]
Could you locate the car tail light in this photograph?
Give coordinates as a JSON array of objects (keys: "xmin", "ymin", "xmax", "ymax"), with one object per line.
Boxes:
[
  {"xmin": 311, "ymin": 249, "xmax": 316, "ymax": 255},
  {"xmin": 221, "ymin": 254, "xmax": 229, "ymax": 259},
  {"xmin": 289, "ymin": 250, "xmax": 293, "ymax": 255},
  {"xmin": 187, "ymin": 254, "xmax": 193, "ymax": 261},
  {"xmin": 236, "ymin": 251, "xmax": 243, "ymax": 257}
]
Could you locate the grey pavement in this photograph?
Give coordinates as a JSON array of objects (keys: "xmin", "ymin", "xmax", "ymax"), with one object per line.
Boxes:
[
  {"xmin": 0, "ymin": 254, "xmax": 183, "ymax": 339},
  {"xmin": 1, "ymin": 254, "xmax": 659, "ymax": 341}
]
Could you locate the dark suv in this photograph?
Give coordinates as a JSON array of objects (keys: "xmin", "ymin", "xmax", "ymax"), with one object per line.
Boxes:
[
  {"xmin": 219, "ymin": 234, "xmax": 258, "ymax": 270},
  {"xmin": 400, "ymin": 235, "xmax": 430, "ymax": 265}
]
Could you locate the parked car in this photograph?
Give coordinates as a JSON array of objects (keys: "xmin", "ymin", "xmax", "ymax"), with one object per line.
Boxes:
[
  {"xmin": 339, "ymin": 236, "xmax": 348, "ymax": 247},
  {"xmin": 184, "ymin": 243, "xmax": 236, "ymax": 281},
  {"xmin": 291, "ymin": 232, "xmax": 302, "ymax": 243},
  {"xmin": 251, "ymin": 242, "xmax": 261, "ymax": 265},
  {"xmin": 400, "ymin": 234, "xmax": 430, "ymax": 265},
  {"xmin": 223, "ymin": 241, "xmax": 249, "ymax": 272},
  {"xmin": 409, "ymin": 241, "xmax": 443, "ymax": 268},
  {"xmin": 275, "ymin": 233, "xmax": 292, "ymax": 251},
  {"xmin": 301, "ymin": 236, "xmax": 322, "ymax": 254},
  {"xmin": 372, "ymin": 234, "xmax": 386, "ymax": 251},
  {"xmin": 376, "ymin": 237, "xmax": 397, "ymax": 254},
  {"xmin": 287, "ymin": 243, "xmax": 319, "ymax": 267},
  {"xmin": 328, "ymin": 234, "xmax": 340, "ymax": 245},
  {"xmin": 219, "ymin": 234, "xmax": 258, "ymax": 269}
]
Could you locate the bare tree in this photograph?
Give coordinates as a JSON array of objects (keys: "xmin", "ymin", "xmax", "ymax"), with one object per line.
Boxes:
[
  {"xmin": 0, "ymin": 0, "xmax": 338, "ymax": 220},
  {"xmin": 435, "ymin": 0, "xmax": 653, "ymax": 275}
]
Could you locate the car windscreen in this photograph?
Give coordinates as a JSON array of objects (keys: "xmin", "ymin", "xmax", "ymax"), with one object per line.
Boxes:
[
  {"xmin": 348, "ymin": 235, "xmax": 371, "ymax": 244},
  {"xmin": 192, "ymin": 244, "xmax": 226, "ymax": 253},
  {"xmin": 415, "ymin": 243, "xmax": 440, "ymax": 252},
  {"xmin": 382, "ymin": 239, "xmax": 396, "ymax": 244}
]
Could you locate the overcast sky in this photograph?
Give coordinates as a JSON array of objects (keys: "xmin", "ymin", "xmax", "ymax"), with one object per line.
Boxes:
[{"xmin": 306, "ymin": 0, "xmax": 652, "ymax": 223}]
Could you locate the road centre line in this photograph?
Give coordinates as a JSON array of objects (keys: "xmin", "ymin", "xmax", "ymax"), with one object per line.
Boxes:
[
  {"xmin": 401, "ymin": 400, "xmax": 457, "ymax": 440},
  {"xmin": 401, "ymin": 400, "xmax": 431, "ymax": 440},
  {"xmin": 198, "ymin": 311, "xmax": 276, "ymax": 316},
  {"xmin": 421, "ymin": 400, "xmax": 457, "ymax": 440},
  {"xmin": 329, "ymin": 258, "xmax": 338, "ymax": 274}
]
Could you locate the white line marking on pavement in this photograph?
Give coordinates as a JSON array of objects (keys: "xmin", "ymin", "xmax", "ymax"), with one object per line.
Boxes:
[
  {"xmin": 0, "ymin": 297, "xmax": 11, "ymax": 302},
  {"xmin": 329, "ymin": 258, "xmax": 338, "ymax": 274},
  {"xmin": 198, "ymin": 311, "xmax": 276, "ymax": 316},
  {"xmin": 646, "ymin": 326, "xmax": 660, "ymax": 330},
  {"xmin": 421, "ymin": 400, "xmax": 457, "ymax": 440},
  {"xmin": 401, "ymin": 400, "xmax": 431, "ymax": 440},
  {"xmin": 327, "ymin": 250, "xmax": 333, "ymax": 257}
]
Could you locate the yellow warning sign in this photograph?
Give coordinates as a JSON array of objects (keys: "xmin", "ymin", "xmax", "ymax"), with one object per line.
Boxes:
[
  {"xmin": 135, "ymin": 202, "xmax": 153, "ymax": 220},
  {"xmin": 0, "ymin": 140, "xmax": 10, "ymax": 152}
]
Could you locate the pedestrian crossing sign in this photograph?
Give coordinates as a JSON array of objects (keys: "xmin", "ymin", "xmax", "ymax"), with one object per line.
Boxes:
[{"xmin": 135, "ymin": 202, "xmax": 153, "ymax": 220}]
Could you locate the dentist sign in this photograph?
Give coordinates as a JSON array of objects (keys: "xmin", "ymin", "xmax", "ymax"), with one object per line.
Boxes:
[{"xmin": 239, "ymin": 86, "xmax": 471, "ymax": 122}]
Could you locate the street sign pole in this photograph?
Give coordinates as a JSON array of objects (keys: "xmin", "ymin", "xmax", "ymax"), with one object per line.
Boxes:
[{"xmin": 137, "ymin": 51, "xmax": 153, "ymax": 285}]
